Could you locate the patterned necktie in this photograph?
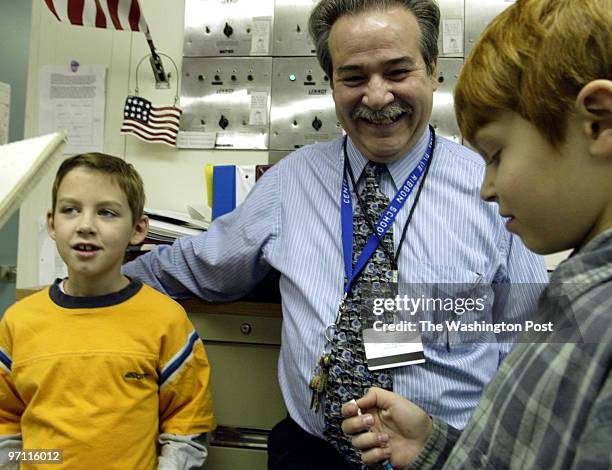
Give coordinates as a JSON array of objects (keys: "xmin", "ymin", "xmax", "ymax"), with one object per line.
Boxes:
[{"xmin": 324, "ymin": 162, "xmax": 394, "ymax": 468}]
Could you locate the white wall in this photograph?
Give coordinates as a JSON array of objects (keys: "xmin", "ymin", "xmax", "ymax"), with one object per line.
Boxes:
[{"xmin": 17, "ymin": 0, "xmax": 269, "ymax": 287}]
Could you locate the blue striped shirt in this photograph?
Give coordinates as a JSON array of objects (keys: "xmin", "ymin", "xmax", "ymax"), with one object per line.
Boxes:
[{"xmin": 123, "ymin": 127, "xmax": 548, "ymax": 437}]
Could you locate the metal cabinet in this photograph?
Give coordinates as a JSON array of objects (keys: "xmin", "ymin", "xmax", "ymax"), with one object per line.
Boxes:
[
  {"xmin": 465, "ymin": 0, "xmax": 515, "ymax": 56},
  {"xmin": 270, "ymin": 57, "xmax": 341, "ymax": 150},
  {"xmin": 180, "ymin": 57, "xmax": 272, "ymax": 149},
  {"xmin": 184, "ymin": 0, "xmax": 275, "ymax": 57},
  {"xmin": 272, "ymin": 0, "xmax": 318, "ymax": 56},
  {"xmin": 186, "ymin": 307, "xmax": 285, "ymax": 470}
]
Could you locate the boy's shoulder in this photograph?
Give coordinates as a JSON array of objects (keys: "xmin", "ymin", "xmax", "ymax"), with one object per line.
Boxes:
[
  {"xmin": 130, "ymin": 282, "xmax": 190, "ymax": 321},
  {"xmin": 3, "ymin": 287, "xmax": 54, "ymax": 323}
]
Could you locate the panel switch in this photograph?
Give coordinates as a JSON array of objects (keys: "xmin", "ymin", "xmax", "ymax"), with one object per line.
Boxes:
[
  {"xmin": 312, "ymin": 117, "xmax": 322, "ymax": 131},
  {"xmin": 219, "ymin": 115, "xmax": 229, "ymax": 130},
  {"xmin": 223, "ymin": 22, "xmax": 234, "ymax": 38}
]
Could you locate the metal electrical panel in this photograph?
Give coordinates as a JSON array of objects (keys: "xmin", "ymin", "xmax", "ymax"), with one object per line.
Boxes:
[
  {"xmin": 180, "ymin": 57, "xmax": 272, "ymax": 149},
  {"xmin": 177, "ymin": 0, "xmax": 513, "ymax": 150},
  {"xmin": 437, "ymin": 0, "xmax": 464, "ymax": 58},
  {"xmin": 272, "ymin": 0, "xmax": 317, "ymax": 56},
  {"xmin": 184, "ymin": 0, "xmax": 275, "ymax": 57},
  {"xmin": 465, "ymin": 0, "xmax": 514, "ymax": 56},
  {"xmin": 270, "ymin": 58, "xmax": 341, "ymax": 150},
  {"xmin": 430, "ymin": 58, "xmax": 463, "ymax": 143}
]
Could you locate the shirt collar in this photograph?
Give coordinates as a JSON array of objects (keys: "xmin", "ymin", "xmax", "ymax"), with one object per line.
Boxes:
[
  {"xmin": 548, "ymin": 228, "xmax": 612, "ymax": 300},
  {"xmin": 345, "ymin": 126, "xmax": 432, "ymax": 189}
]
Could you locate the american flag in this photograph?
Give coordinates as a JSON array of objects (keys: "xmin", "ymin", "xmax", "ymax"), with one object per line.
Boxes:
[
  {"xmin": 43, "ymin": 0, "xmax": 148, "ymax": 32},
  {"xmin": 120, "ymin": 95, "xmax": 182, "ymax": 147},
  {"xmin": 42, "ymin": 0, "xmax": 169, "ymax": 84}
]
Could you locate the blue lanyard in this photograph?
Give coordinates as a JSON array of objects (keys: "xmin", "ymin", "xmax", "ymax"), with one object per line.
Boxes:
[{"xmin": 341, "ymin": 127, "xmax": 435, "ymax": 295}]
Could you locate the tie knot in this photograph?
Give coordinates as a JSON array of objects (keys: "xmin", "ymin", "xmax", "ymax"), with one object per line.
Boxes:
[
  {"xmin": 364, "ymin": 161, "xmax": 385, "ymax": 178},
  {"xmin": 361, "ymin": 162, "xmax": 386, "ymax": 198}
]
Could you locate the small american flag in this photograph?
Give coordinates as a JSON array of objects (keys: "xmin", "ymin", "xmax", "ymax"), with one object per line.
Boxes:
[
  {"xmin": 120, "ymin": 95, "xmax": 182, "ymax": 147},
  {"xmin": 43, "ymin": 0, "xmax": 148, "ymax": 32}
]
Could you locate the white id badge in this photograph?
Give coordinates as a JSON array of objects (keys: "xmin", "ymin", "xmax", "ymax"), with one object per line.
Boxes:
[
  {"xmin": 362, "ymin": 328, "xmax": 425, "ymax": 370},
  {"xmin": 360, "ymin": 283, "xmax": 425, "ymax": 371}
]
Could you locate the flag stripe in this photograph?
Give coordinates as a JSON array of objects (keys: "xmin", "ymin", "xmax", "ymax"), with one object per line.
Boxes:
[
  {"xmin": 94, "ymin": 0, "xmax": 107, "ymax": 28},
  {"xmin": 120, "ymin": 127, "xmax": 177, "ymax": 146},
  {"xmin": 121, "ymin": 122, "xmax": 179, "ymax": 140},
  {"xmin": 128, "ymin": 0, "xmax": 141, "ymax": 31},
  {"xmin": 44, "ymin": 0, "xmax": 61, "ymax": 21},
  {"xmin": 151, "ymin": 106, "xmax": 183, "ymax": 114},
  {"xmin": 107, "ymin": 0, "xmax": 123, "ymax": 29},
  {"xmin": 68, "ymin": 0, "xmax": 85, "ymax": 25},
  {"xmin": 53, "ymin": 0, "xmax": 71, "ymax": 22},
  {"xmin": 130, "ymin": 118, "xmax": 179, "ymax": 131},
  {"xmin": 116, "ymin": 0, "xmax": 133, "ymax": 30},
  {"xmin": 149, "ymin": 114, "xmax": 181, "ymax": 124},
  {"xmin": 43, "ymin": 0, "xmax": 148, "ymax": 33},
  {"xmin": 82, "ymin": 0, "xmax": 98, "ymax": 27},
  {"xmin": 97, "ymin": 0, "xmax": 114, "ymax": 28},
  {"xmin": 120, "ymin": 123, "xmax": 177, "ymax": 141}
]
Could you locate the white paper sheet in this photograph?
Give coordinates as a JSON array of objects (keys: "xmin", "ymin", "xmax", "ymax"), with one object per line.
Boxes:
[
  {"xmin": 38, "ymin": 65, "xmax": 106, "ymax": 154},
  {"xmin": 250, "ymin": 17, "xmax": 271, "ymax": 55},
  {"xmin": 38, "ymin": 216, "xmax": 68, "ymax": 285},
  {"xmin": 442, "ymin": 19, "xmax": 463, "ymax": 55}
]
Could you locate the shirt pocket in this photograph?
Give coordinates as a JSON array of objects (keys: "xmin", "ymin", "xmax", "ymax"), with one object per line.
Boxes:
[{"xmin": 398, "ymin": 263, "xmax": 493, "ymax": 350}]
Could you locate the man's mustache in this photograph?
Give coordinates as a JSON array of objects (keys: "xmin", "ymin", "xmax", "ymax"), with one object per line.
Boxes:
[{"xmin": 351, "ymin": 101, "xmax": 413, "ymax": 122}]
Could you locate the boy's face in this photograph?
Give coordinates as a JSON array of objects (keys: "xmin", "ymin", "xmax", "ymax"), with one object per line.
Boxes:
[
  {"xmin": 47, "ymin": 168, "xmax": 147, "ymax": 292},
  {"xmin": 474, "ymin": 110, "xmax": 610, "ymax": 254}
]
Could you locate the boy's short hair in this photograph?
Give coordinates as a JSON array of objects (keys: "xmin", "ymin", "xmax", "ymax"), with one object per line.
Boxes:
[
  {"xmin": 51, "ymin": 153, "xmax": 146, "ymax": 224},
  {"xmin": 454, "ymin": 0, "xmax": 612, "ymax": 147}
]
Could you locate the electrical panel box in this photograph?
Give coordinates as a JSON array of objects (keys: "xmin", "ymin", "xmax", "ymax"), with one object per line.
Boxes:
[
  {"xmin": 269, "ymin": 57, "xmax": 342, "ymax": 151},
  {"xmin": 437, "ymin": 0, "xmax": 464, "ymax": 58},
  {"xmin": 465, "ymin": 0, "xmax": 514, "ymax": 56},
  {"xmin": 272, "ymin": 0, "xmax": 317, "ymax": 56},
  {"xmin": 180, "ymin": 57, "xmax": 272, "ymax": 149},
  {"xmin": 430, "ymin": 58, "xmax": 463, "ymax": 143},
  {"xmin": 184, "ymin": 0, "xmax": 275, "ymax": 57}
]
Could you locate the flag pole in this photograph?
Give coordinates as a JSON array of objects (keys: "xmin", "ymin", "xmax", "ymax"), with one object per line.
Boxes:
[{"xmin": 144, "ymin": 28, "xmax": 169, "ymax": 89}]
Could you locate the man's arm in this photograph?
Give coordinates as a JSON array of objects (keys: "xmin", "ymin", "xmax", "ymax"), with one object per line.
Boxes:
[
  {"xmin": 122, "ymin": 167, "xmax": 280, "ymax": 300},
  {"xmin": 341, "ymin": 388, "xmax": 461, "ymax": 469}
]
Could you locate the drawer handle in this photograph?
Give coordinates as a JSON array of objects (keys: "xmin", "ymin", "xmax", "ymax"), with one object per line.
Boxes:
[
  {"xmin": 240, "ymin": 322, "xmax": 252, "ymax": 335},
  {"xmin": 211, "ymin": 426, "xmax": 269, "ymax": 450}
]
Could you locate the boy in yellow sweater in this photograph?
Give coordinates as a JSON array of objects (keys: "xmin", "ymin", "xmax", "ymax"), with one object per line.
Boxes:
[{"xmin": 0, "ymin": 153, "xmax": 215, "ymax": 469}]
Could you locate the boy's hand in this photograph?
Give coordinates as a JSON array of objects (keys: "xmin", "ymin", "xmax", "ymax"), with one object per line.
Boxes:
[{"xmin": 341, "ymin": 387, "xmax": 433, "ymax": 467}]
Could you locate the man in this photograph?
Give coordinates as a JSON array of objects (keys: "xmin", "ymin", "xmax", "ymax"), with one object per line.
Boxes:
[{"xmin": 123, "ymin": 0, "xmax": 547, "ymax": 468}]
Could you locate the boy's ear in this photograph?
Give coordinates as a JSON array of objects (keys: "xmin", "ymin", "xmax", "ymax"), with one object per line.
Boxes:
[
  {"xmin": 46, "ymin": 210, "xmax": 57, "ymax": 241},
  {"xmin": 129, "ymin": 215, "xmax": 149, "ymax": 246},
  {"xmin": 576, "ymin": 79, "xmax": 612, "ymax": 159}
]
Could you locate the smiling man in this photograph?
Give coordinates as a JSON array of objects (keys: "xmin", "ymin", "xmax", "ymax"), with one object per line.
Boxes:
[
  {"xmin": 328, "ymin": 5, "xmax": 436, "ymax": 162},
  {"xmin": 122, "ymin": 1, "xmax": 548, "ymax": 468}
]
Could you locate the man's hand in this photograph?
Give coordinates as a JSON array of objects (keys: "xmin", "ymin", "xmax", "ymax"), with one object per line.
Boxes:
[{"xmin": 341, "ymin": 387, "xmax": 433, "ymax": 467}]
